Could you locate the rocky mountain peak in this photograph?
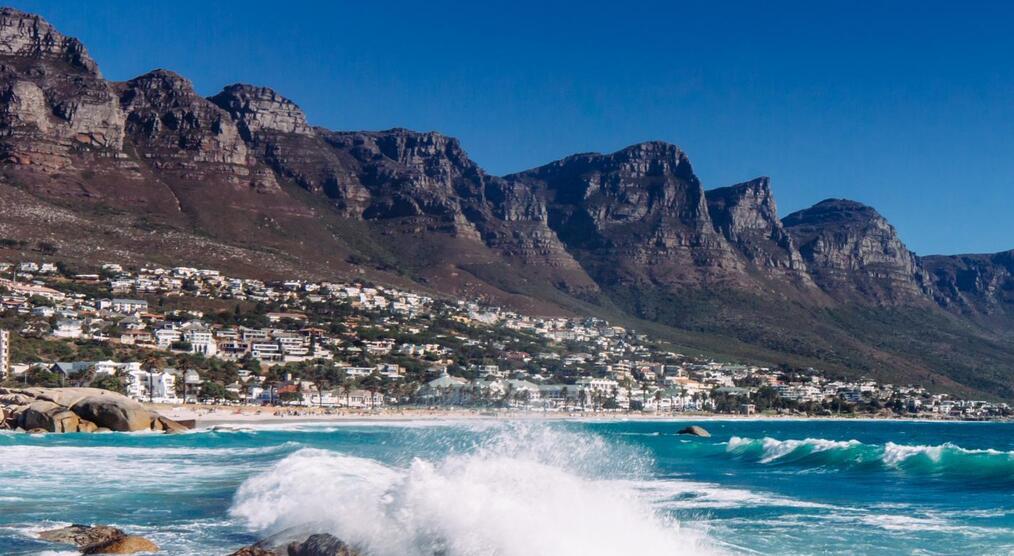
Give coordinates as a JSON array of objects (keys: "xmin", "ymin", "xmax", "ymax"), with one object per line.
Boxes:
[
  {"xmin": 119, "ymin": 68, "xmax": 253, "ymax": 176},
  {"xmin": 209, "ymin": 84, "xmax": 312, "ymax": 138},
  {"xmin": 0, "ymin": 8, "xmax": 99, "ymax": 74},
  {"xmin": 0, "ymin": 9, "xmax": 120, "ymax": 168},
  {"xmin": 509, "ymin": 141, "xmax": 743, "ymax": 288},
  {"xmin": 706, "ymin": 177, "xmax": 808, "ymax": 275},
  {"xmin": 122, "ymin": 69, "xmax": 199, "ymax": 102},
  {"xmin": 707, "ymin": 177, "xmax": 776, "ymax": 235},
  {"xmin": 783, "ymin": 198, "xmax": 930, "ymax": 302},
  {"xmin": 371, "ymin": 128, "xmax": 471, "ymax": 170}
]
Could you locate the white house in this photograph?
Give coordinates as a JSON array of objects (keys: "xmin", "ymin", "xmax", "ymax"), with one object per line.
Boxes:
[
  {"xmin": 53, "ymin": 320, "xmax": 83, "ymax": 339},
  {"xmin": 183, "ymin": 327, "xmax": 218, "ymax": 357},
  {"xmin": 126, "ymin": 370, "xmax": 179, "ymax": 403}
]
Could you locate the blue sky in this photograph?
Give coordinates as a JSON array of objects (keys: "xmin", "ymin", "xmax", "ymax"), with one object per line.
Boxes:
[{"xmin": 13, "ymin": 0, "xmax": 1014, "ymax": 255}]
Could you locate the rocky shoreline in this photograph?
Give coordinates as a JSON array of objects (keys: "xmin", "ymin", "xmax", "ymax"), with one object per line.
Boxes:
[
  {"xmin": 0, "ymin": 387, "xmax": 189, "ymax": 433},
  {"xmin": 37, "ymin": 524, "xmax": 362, "ymax": 555}
]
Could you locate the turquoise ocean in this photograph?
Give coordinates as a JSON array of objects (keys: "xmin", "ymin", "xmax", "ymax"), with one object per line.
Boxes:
[{"xmin": 1, "ymin": 419, "xmax": 1012, "ymax": 555}]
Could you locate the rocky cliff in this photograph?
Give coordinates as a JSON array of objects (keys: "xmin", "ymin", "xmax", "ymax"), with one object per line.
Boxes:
[
  {"xmin": 924, "ymin": 250, "xmax": 1014, "ymax": 322},
  {"xmin": 706, "ymin": 177, "xmax": 811, "ymax": 284},
  {"xmin": 511, "ymin": 142, "xmax": 746, "ymax": 288},
  {"xmin": 0, "ymin": 7, "xmax": 123, "ymax": 169},
  {"xmin": 1, "ymin": 8, "xmax": 1013, "ymax": 398},
  {"xmin": 782, "ymin": 199, "xmax": 932, "ymax": 303}
]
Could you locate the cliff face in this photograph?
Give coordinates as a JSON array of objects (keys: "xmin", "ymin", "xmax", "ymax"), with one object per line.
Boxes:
[
  {"xmin": 512, "ymin": 142, "xmax": 745, "ymax": 288},
  {"xmin": 782, "ymin": 199, "xmax": 932, "ymax": 303},
  {"xmin": 706, "ymin": 177, "xmax": 810, "ymax": 282},
  {"xmin": 209, "ymin": 85, "xmax": 595, "ymax": 287},
  {"xmin": 119, "ymin": 70, "xmax": 278, "ymax": 191},
  {"xmin": 209, "ymin": 84, "xmax": 367, "ymax": 211},
  {"xmin": 0, "ymin": 8, "xmax": 123, "ymax": 169},
  {"xmin": 2, "ymin": 8, "xmax": 1014, "ymax": 398},
  {"xmin": 924, "ymin": 250, "xmax": 1014, "ymax": 320}
]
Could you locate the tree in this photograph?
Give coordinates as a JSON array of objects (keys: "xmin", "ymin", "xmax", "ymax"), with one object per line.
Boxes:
[
  {"xmin": 200, "ymin": 381, "xmax": 235, "ymax": 403},
  {"xmin": 90, "ymin": 374, "xmax": 125, "ymax": 394}
]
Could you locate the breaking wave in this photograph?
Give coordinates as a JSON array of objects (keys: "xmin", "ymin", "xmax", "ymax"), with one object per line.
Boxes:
[
  {"xmin": 230, "ymin": 424, "xmax": 717, "ymax": 556},
  {"xmin": 727, "ymin": 436, "xmax": 1014, "ymax": 484}
]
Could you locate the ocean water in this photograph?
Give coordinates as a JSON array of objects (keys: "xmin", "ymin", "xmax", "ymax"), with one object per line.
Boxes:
[{"xmin": 0, "ymin": 419, "xmax": 1012, "ymax": 555}]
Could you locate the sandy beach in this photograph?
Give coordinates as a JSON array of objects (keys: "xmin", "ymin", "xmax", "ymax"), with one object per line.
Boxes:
[{"xmin": 144, "ymin": 403, "xmax": 973, "ymax": 427}]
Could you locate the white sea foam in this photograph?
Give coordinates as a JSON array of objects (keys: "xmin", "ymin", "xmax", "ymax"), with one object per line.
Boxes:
[
  {"xmin": 637, "ymin": 479, "xmax": 837, "ymax": 511},
  {"xmin": 882, "ymin": 441, "xmax": 1009, "ymax": 466},
  {"xmin": 230, "ymin": 425, "xmax": 719, "ymax": 556},
  {"xmin": 728, "ymin": 436, "xmax": 862, "ymax": 463}
]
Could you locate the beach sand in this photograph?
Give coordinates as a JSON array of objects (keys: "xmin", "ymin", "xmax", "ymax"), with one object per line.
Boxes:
[{"xmin": 144, "ymin": 403, "xmax": 955, "ymax": 427}]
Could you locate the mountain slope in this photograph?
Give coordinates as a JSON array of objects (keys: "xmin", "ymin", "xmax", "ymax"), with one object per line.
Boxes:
[{"xmin": 0, "ymin": 7, "xmax": 1013, "ymax": 398}]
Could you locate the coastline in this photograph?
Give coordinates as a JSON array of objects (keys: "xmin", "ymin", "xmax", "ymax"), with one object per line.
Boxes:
[{"xmin": 146, "ymin": 403, "xmax": 1006, "ymax": 428}]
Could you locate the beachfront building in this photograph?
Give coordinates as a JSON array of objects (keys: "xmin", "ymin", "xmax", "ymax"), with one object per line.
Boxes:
[
  {"xmin": 346, "ymin": 389, "xmax": 384, "ymax": 408},
  {"xmin": 126, "ymin": 369, "xmax": 180, "ymax": 403}
]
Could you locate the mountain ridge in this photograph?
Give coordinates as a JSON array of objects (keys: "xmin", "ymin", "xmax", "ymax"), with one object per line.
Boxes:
[{"xmin": 0, "ymin": 7, "xmax": 1012, "ymax": 398}]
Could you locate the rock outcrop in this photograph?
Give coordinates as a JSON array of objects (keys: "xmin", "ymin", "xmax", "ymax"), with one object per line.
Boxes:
[
  {"xmin": 0, "ymin": 387, "xmax": 188, "ymax": 433},
  {"xmin": 287, "ymin": 534, "xmax": 360, "ymax": 556},
  {"xmin": 118, "ymin": 70, "xmax": 264, "ymax": 184},
  {"xmin": 39, "ymin": 525, "xmax": 126, "ymax": 547},
  {"xmin": 38, "ymin": 524, "xmax": 158, "ymax": 554},
  {"xmin": 208, "ymin": 84, "xmax": 357, "ymax": 204},
  {"xmin": 677, "ymin": 425, "xmax": 711, "ymax": 437},
  {"xmin": 706, "ymin": 177, "xmax": 810, "ymax": 281},
  {"xmin": 0, "ymin": 7, "xmax": 124, "ymax": 168},
  {"xmin": 230, "ymin": 532, "xmax": 362, "ymax": 556},
  {"xmin": 924, "ymin": 249, "xmax": 1014, "ymax": 320},
  {"xmin": 82, "ymin": 535, "xmax": 159, "ymax": 554}
]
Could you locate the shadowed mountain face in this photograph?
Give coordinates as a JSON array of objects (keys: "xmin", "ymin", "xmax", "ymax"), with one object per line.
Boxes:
[{"xmin": 1, "ymin": 8, "xmax": 1013, "ymax": 398}]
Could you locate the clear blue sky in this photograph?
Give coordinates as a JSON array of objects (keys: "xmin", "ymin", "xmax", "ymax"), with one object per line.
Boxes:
[{"xmin": 12, "ymin": 0, "xmax": 1014, "ymax": 255}]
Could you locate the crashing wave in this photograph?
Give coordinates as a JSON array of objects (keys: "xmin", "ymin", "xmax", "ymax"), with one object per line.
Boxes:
[
  {"xmin": 726, "ymin": 436, "xmax": 1014, "ymax": 483},
  {"xmin": 230, "ymin": 424, "xmax": 718, "ymax": 556}
]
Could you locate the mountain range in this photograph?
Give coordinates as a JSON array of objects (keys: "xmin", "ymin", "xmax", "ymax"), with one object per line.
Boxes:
[{"xmin": 0, "ymin": 8, "xmax": 1011, "ymax": 398}]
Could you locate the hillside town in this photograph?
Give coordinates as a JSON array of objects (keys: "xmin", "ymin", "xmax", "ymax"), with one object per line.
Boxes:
[{"xmin": 0, "ymin": 260, "xmax": 1008, "ymax": 420}]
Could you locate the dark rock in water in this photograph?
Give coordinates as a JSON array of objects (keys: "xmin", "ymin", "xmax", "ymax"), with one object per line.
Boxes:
[
  {"xmin": 287, "ymin": 534, "xmax": 360, "ymax": 556},
  {"xmin": 231, "ymin": 532, "xmax": 361, "ymax": 556},
  {"xmin": 677, "ymin": 425, "xmax": 711, "ymax": 437},
  {"xmin": 229, "ymin": 546, "xmax": 279, "ymax": 556},
  {"xmin": 38, "ymin": 524, "xmax": 125, "ymax": 547}
]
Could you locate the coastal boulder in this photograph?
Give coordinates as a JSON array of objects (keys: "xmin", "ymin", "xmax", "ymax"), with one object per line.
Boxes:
[
  {"xmin": 151, "ymin": 414, "xmax": 190, "ymax": 433},
  {"xmin": 81, "ymin": 535, "xmax": 159, "ymax": 554},
  {"xmin": 77, "ymin": 418, "xmax": 99, "ymax": 433},
  {"xmin": 229, "ymin": 547, "xmax": 279, "ymax": 556},
  {"xmin": 287, "ymin": 534, "xmax": 361, "ymax": 556},
  {"xmin": 230, "ymin": 530, "xmax": 362, "ymax": 556},
  {"xmin": 38, "ymin": 524, "xmax": 126, "ymax": 548},
  {"xmin": 16, "ymin": 400, "xmax": 80, "ymax": 432},
  {"xmin": 677, "ymin": 425, "xmax": 711, "ymax": 437},
  {"xmin": 70, "ymin": 396, "xmax": 154, "ymax": 432},
  {"xmin": 0, "ymin": 387, "xmax": 185, "ymax": 434}
]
